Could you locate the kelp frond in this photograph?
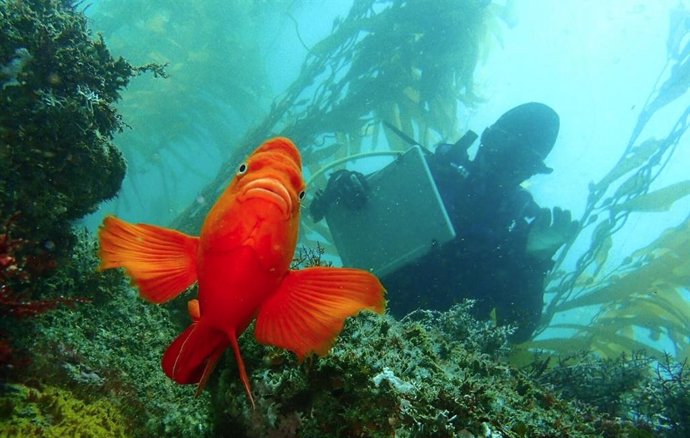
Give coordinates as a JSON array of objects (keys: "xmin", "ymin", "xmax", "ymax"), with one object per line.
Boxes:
[
  {"xmin": 171, "ymin": 0, "xmax": 502, "ymax": 243},
  {"xmin": 527, "ymin": 5, "xmax": 690, "ymax": 361}
]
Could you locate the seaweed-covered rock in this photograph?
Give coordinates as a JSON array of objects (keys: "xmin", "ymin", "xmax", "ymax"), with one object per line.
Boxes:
[
  {"xmin": 537, "ymin": 350, "xmax": 688, "ymax": 437},
  {"xmin": 0, "ymin": 0, "xmax": 160, "ymax": 258},
  {"xmin": 210, "ymin": 303, "xmax": 642, "ymax": 437},
  {"xmin": 11, "ymin": 234, "xmax": 671, "ymax": 437},
  {"xmin": 0, "ymin": 384, "xmax": 128, "ymax": 437},
  {"xmin": 19, "ymin": 232, "xmax": 212, "ymax": 436}
]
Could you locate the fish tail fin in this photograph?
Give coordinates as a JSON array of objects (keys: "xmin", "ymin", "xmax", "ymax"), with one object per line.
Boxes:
[
  {"xmin": 98, "ymin": 215, "xmax": 199, "ymax": 303},
  {"xmin": 162, "ymin": 324, "xmax": 255, "ymax": 406},
  {"xmin": 162, "ymin": 320, "xmax": 228, "ymax": 395},
  {"xmin": 255, "ymin": 267, "xmax": 386, "ymax": 360}
]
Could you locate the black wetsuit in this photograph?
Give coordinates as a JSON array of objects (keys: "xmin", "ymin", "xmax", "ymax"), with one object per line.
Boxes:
[{"xmin": 384, "ymin": 154, "xmax": 552, "ymax": 342}]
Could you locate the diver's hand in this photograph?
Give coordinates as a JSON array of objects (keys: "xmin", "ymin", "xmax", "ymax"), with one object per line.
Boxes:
[
  {"xmin": 526, "ymin": 207, "xmax": 579, "ymax": 260},
  {"xmin": 309, "ymin": 170, "xmax": 369, "ymax": 222}
]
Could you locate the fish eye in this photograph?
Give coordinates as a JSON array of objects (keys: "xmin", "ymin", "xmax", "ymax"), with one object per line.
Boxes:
[
  {"xmin": 298, "ymin": 190, "xmax": 306, "ymax": 200},
  {"xmin": 237, "ymin": 163, "xmax": 248, "ymax": 175}
]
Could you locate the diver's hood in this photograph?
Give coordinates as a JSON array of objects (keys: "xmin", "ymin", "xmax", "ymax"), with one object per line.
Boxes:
[{"xmin": 481, "ymin": 102, "xmax": 560, "ymax": 174}]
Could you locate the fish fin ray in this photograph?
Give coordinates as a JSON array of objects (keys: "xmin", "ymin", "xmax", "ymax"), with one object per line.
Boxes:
[
  {"xmin": 99, "ymin": 215, "xmax": 199, "ymax": 303},
  {"xmin": 194, "ymin": 348, "xmax": 223, "ymax": 397},
  {"xmin": 255, "ymin": 267, "xmax": 385, "ymax": 360}
]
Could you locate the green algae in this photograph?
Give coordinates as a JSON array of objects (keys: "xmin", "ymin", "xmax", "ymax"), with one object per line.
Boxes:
[
  {"xmin": 210, "ymin": 304, "xmax": 643, "ymax": 437},
  {"xmin": 18, "ymin": 232, "xmax": 211, "ymax": 436},
  {"xmin": 0, "ymin": 0, "xmax": 160, "ymax": 259},
  {"xmin": 0, "ymin": 384, "xmax": 128, "ymax": 438}
]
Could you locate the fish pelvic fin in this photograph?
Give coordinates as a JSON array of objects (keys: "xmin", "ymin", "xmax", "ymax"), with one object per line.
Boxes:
[
  {"xmin": 161, "ymin": 320, "xmax": 228, "ymax": 393},
  {"xmin": 188, "ymin": 299, "xmax": 201, "ymax": 322},
  {"xmin": 254, "ymin": 267, "xmax": 386, "ymax": 361},
  {"xmin": 98, "ymin": 215, "xmax": 199, "ymax": 303},
  {"xmin": 229, "ymin": 333, "xmax": 255, "ymax": 409}
]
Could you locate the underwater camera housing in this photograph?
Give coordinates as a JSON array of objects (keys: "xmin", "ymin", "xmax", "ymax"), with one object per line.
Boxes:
[{"xmin": 325, "ymin": 146, "xmax": 456, "ymax": 277}]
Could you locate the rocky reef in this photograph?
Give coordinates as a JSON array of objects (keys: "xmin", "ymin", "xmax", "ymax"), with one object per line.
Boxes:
[
  {"xmin": 1, "ymin": 384, "xmax": 128, "ymax": 437},
  {"xmin": 3, "ymin": 233, "xmax": 211, "ymax": 436},
  {"xmin": 4, "ymin": 232, "xmax": 689, "ymax": 436},
  {"xmin": 0, "ymin": 0, "xmax": 162, "ymax": 258},
  {"xmin": 211, "ymin": 302, "xmax": 646, "ymax": 437},
  {"xmin": 2, "ymin": 1, "xmax": 689, "ymax": 437}
]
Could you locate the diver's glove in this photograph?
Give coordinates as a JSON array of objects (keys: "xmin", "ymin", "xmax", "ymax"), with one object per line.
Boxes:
[
  {"xmin": 526, "ymin": 207, "xmax": 579, "ymax": 260},
  {"xmin": 434, "ymin": 130, "xmax": 477, "ymax": 166},
  {"xmin": 309, "ymin": 169, "xmax": 369, "ymax": 222}
]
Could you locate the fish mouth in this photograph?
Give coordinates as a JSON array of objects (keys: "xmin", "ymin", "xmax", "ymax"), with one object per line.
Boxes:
[{"xmin": 241, "ymin": 177, "xmax": 292, "ymax": 216}]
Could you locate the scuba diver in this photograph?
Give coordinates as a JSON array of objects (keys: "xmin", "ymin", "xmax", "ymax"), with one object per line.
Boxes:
[{"xmin": 309, "ymin": 102, "xmax": 578, "ymax": 342}]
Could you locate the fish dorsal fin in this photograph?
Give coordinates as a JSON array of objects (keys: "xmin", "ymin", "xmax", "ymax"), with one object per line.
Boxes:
[
  {"xmin": 99, "ymin": 215, "xmax": 199, "ymax": 303},
  {"xmin": 254, "ymin": 267, "xmax": 385, "ymax": 360}
]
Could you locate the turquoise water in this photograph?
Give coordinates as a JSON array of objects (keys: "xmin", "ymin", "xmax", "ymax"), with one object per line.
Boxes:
[
  {"xmin": 88, "ymin": 0, "xmax": 690, "ymax": 353},
  {"xmin": 2, "ymin": 0, "xmax": 690, "ymax": 436}
]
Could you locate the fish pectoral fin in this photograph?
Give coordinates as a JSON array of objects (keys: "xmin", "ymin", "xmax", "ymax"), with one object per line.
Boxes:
[
  {"xmin": 99, "ymin": 215, "xmax": 199, "ymax": 303},
  {"xmin": 254, "ymin": 267, "xmax": 386, "ymax": 360}
]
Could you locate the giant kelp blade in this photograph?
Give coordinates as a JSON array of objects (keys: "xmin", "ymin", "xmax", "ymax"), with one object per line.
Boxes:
[
  {"xmin": 554, "ymin": 220, "xmax": 690, "ymax": 314},
  {"xmin": 613, "ymin": 180, "xmax": 690, "ymax": 213},
  {"xmin": 594, "ymin": 139, "xmax": 661, "ymax": 191}
]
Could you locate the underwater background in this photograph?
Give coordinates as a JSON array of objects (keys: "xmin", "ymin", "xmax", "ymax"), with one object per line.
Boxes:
[{"xmin": 2, "ymin": 0, "xmax": 690, "ymax": 436}]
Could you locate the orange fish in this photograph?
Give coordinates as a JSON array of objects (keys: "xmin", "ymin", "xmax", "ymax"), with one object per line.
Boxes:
[{"xmin": 98, "ymin": 137, "xmax": 385, "ymax": 406}]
